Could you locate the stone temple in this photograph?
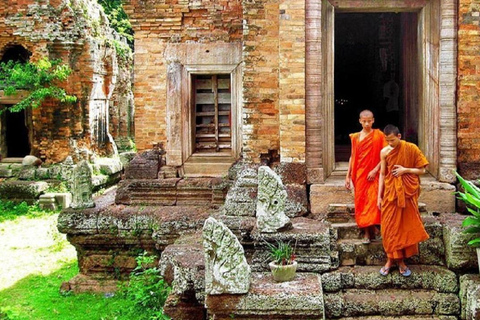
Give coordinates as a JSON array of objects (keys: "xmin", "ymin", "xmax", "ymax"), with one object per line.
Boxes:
[{"xmin": 2, "ymin": 0, "xmax": 480, "ymax": 319}]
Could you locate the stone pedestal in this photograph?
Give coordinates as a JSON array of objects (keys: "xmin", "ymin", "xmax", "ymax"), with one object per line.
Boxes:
[
  {"xmin": 251, "ymin": 217, "xmax": 336, "ymax": 272},
  {"xmin": 205, "ymin": 272, "xmax": 325, "ymax": 320}
]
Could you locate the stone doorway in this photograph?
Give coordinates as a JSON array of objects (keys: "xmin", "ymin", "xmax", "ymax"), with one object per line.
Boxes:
[
  {"xmin": 3, "ymin": 108, "xmax": 30, "ymax": 157},
  {"xmin": 334, "ymin": 13, "xmax": 408, "ymax": 162},
  {"xmin": 306, "ymin": 0, "xmax": 457, "ymax": 184}
]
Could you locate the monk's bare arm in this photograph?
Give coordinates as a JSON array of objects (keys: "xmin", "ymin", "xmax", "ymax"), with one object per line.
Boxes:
[
  {"xmin": 377, "ymin": 149, "xmax": 387, "ymax": 209},
  {"xmin": 345, "ymin": 156, "xmax": 352, "ymax": 190},
  {"xmin": 367, "ymin": 161, "xmax": 382, "ymax": 181},
  {"xmin": 391, "ymin": 165, "xmax": 426, "ymax": 177}
]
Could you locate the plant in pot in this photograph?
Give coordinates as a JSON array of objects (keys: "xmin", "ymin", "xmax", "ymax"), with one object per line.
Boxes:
[
  {"xmin": 266, "ymin": 240, "xmax": 297, "ymax": 282},
  {"xmin": 455, "ymin": 172, "xmax": 480, "ymax": 272}
]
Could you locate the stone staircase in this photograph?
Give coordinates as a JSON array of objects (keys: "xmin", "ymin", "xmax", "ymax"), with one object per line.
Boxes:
[{"xmin": 322, "ymin": 203, "xmax": 460, "ymax": 320}]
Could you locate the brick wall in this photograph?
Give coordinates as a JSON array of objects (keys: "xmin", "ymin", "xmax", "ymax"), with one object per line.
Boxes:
[
  {"xmin": 126, "ymin": 0, "xmax": 307, "ymax": 163},
  {"xmin": 457, "ymin": 0, "xmax": 480, "ymax": 179},
  {"xmin": 125, "ymin": 0, "xmax": 243, "ymax": 152}
]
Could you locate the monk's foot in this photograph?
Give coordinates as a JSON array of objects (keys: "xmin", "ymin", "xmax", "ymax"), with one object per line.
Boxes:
[
  {"xmin": 379, "ymin": 265, "xmax": 393, "ymax": 276},
  {"xmin": 399, "ymin": 265, "xmax": 412, "ymax": 277},
  {"xmin": 361, "ymin": 237, "xmax": 371, "ymax": 244}
]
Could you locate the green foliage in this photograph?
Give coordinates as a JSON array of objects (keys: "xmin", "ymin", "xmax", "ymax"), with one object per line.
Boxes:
[
  {"xmin": 0, "ymin": 200, "xmax": 56, "ymax": 223},
  {"xmin": 119, "ymin": 252, "xmax": 171, "ymax": 320},
  {"xmin": 98, "ymin": 0, "xmax": 134, "ymax": 47},
  {"xmin": 266, "ymin": 240, "xmax": 296, "ymax": 265},
  {"xmin": 0, "ymin": 58, "xmax": 77, "ymax": 113},
  {"xmin": 455, "ymin": 172, "xmax": 480, "ymax": 247}
]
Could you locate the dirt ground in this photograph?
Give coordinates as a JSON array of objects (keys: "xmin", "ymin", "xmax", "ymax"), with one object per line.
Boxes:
[{"xmin": 0, "ymin": 214, "xmax": 77, "ymax": 290}]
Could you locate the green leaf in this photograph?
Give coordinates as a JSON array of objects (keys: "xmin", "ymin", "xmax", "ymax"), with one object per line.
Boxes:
[{"xmin": 467, "ymin": 238, "xmax": 480, "ymax": 247}]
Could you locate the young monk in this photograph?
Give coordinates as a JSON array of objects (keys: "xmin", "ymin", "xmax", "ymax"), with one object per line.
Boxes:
[
  {"xmin": 377, "ymin": 124, "xmax": 430, "ymax": 277},
  {"xmin": 345, "ymin": 110, "xmax": 386, "ymax": 244}
]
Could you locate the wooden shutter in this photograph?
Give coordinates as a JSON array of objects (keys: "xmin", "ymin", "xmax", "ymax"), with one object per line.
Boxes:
[{"xmin": 193, "ymin": 74, "xmax": 231, "ymax": 154}]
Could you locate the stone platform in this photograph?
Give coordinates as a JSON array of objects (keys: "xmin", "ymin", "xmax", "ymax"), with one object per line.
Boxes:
[
  {"xmin": 205, "ymin": 272, "xmax": 325, "ymax": 320},
  {"xmin": 310, "ymin": 175, "xmax": 456, "ymax": 219}
]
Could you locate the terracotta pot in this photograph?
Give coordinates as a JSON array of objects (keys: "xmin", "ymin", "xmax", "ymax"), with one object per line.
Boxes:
[{"xmin": 269, "ymin": 260, "xmax": 297, "ymax": 282}]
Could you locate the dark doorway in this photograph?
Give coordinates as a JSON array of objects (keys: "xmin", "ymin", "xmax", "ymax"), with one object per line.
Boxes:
[
  {"xmin": 334, "ymin": 13, "xmax": 402, "ymax": 161},
  {"xmin": 1, "ymin": 45, "xmax": 32, "ymax": 158},
  {"xmin": 5, "ymin": 109, "xmax": 30, "ymax": 157}
]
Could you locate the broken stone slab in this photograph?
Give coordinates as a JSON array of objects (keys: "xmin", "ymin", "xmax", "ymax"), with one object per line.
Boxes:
[
  {"xmin": 0, "ymin": 167, "xmax": 14, "ymax": 178},
  {"xmin": 321, "ymin": 265, "xmax": 458, "ymax": 293},
  {"xmin": 0, "ymin": 180, "xmax": 48, "ymax": 202},
  {"xmin": 124, "ymin": 149, "xmax": 160, "ymax": 179},
  {"xmin": 39, "ymin": 193, "xmax": 57, "ymax": 210},
  {"xmin": 18, "ymin": 165, "xmax": 37, "ymax": 180},
  {"xmin": 203, "ymin": 217, "xmax": 250, "ymax": 295},
  {"xmin": 159, "ymin": 241, "xmax": 205, "ymax": 303},
  {"xmin": 94, "ymin": 157, "xmax": 123, "ymax": 175},
  {"xmin": 256, "ymin": 166, "xmax": 291, "ymax": 233},
  {"xmin": 459, "ymin": 274, "xmax": 480, "ymax": 320},
  {"xmin": 205, "ymin": 272, "xmax": 325, "ymax": 319},
  {"xmin": 442, "ymin": 213, "xmax": 480, "ymax": 272}
]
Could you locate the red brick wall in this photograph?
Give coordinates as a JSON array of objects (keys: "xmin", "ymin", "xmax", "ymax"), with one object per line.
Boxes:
[
  {"xmin": 457, "ymin": 0, "xmax": 480, "ymax": 179},
  {"xmin": 124, "ymin": 0, "xmax": 243, "ymax": 152}
]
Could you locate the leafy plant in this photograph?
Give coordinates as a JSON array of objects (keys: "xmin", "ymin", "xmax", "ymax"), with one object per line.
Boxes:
[
  {"xmin": 98, "ymin": 0, "xmax": 134, "ymax": 47},
  {"xmin": 120, "ymin": 251, "xmax": 171, "ymax": 320},
  {"xmin": 455, "ymin": 172, "xmax": 480, "ymax": 247},
  {"xmin": 0, "ymin": 58, "xmax": 77, "ymax": 113},
  {"xmin": 266, "ymin": 240, "xmax": 296, "ymax": 265}
]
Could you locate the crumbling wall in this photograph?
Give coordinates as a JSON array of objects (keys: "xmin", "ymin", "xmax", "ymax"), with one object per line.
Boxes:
[{"xmin": 0, "ymin": 0, "xmax": 133, "ymax": 163}]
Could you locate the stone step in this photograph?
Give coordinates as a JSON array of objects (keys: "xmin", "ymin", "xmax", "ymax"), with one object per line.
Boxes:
[
  {"xmin": 329, "ymin": 316, "xmax": 458, "ymax": 320},
  {"xmin": 206, "ymin": 272, "xmax": 325, "ymax": 320},
  {"xmin": 322, "ymin": 265, "xmax": 458, "ymax": 293},
  {"xmin": 337, "ymin": 236, "xmax": 445, "ymax": 267},
  {"xmin": 324, "ymin": 288, "xmax": 460, "ymax": 318},
  {"xmin": 331, "ymin": 222, "xmax": 363, "ymax": 240},
  {"xmin": 183, "ymin": 156, "xmax": 235, "ymax": 177},
  {"xmin": 335, "ymin": 214, "xmax": 445, "ymax": 266},
  {"xmin": 115, "ymin": 177, "xmax": 228, "ymax": 206}
]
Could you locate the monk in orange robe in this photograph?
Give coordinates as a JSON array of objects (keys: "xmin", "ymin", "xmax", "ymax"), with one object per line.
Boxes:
[
  {"xmin": 345, "ymin": 110, "xmax": 386, "ymax": 244},
  {"xmin": 377, "ymin": 124, "xmax": 429, "ymax": 277}
]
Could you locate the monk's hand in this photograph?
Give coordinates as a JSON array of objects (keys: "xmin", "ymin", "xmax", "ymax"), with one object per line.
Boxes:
[
  {"xmin": 377, "ymin": 197, "xmax": 382, "ymax": 210},
  {"xmin": 392, "ymin": 165, "xmax": 406, "ymax": 177},
  {"xmin": 345, "ymin": 176, "xmax": 351, "ymax": 190},
  {"xmin": 367, "ymin": 169, "xmax": 377, "ymax": 181}
]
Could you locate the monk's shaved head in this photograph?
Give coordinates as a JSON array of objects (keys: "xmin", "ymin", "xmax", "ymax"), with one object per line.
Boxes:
[
  {"xmin": 384, "ymin": 124, "xmax": 400, "ymax": 136},
  {"xmin": 359, "ymin": 110, "xmax": 374, "ymax": 118}
]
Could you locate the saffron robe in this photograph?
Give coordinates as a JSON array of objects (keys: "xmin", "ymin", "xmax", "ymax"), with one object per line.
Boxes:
[
  {"xmin": 381, "ymin": 140, "xmax": 430, "ymax": 259},
  {"xmin": 350, "ymin": 129, "xmax": 386, "ymax": 228}
]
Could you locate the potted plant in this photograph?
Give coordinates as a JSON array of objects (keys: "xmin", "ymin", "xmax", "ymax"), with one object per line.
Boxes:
[
  {"xmin": 455, "ymin": 172, "xmax": 480, "ymax": 272},
  {"xmin": 266, "ymin": 240, "xmax": 297, "ymax": 282}
]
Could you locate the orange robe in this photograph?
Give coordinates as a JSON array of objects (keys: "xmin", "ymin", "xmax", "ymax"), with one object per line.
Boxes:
[
  {"xmin": 350, "ymin": 129, "xmax": 386, "ymax": 228},
  {"xmin": 381, "ymin": 140, "xmax": 430, "ymax": 259}
]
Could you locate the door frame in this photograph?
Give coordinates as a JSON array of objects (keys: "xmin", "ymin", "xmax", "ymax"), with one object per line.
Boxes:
[{"xmin": 305, "ymin": 0, "xmax": 457, "ymax": 183}]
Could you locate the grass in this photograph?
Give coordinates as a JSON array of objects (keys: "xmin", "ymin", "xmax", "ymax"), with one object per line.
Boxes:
[{"xmin": 0, "ymin": 201, "xmax": 170, "ymax": 320}]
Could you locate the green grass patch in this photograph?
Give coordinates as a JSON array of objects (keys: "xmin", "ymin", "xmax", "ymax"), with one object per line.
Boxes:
[
  {"xmin": 0, "ymin": 262, "xmax": 135, "ymax": 320},
  {"xmin": 0, "ymin": 200, "xmax": 57, "ymax": 223}
]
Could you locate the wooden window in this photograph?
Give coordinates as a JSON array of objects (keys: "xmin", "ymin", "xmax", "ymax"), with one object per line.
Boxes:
[{"xmin": 193, "ymin": 74, "xmax": 232, "ymax": 154}]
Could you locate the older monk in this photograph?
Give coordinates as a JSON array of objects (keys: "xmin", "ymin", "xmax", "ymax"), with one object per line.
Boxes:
[{"xmin": 377, "ymin": 124, "xmax": 429, "ymax": 277}]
